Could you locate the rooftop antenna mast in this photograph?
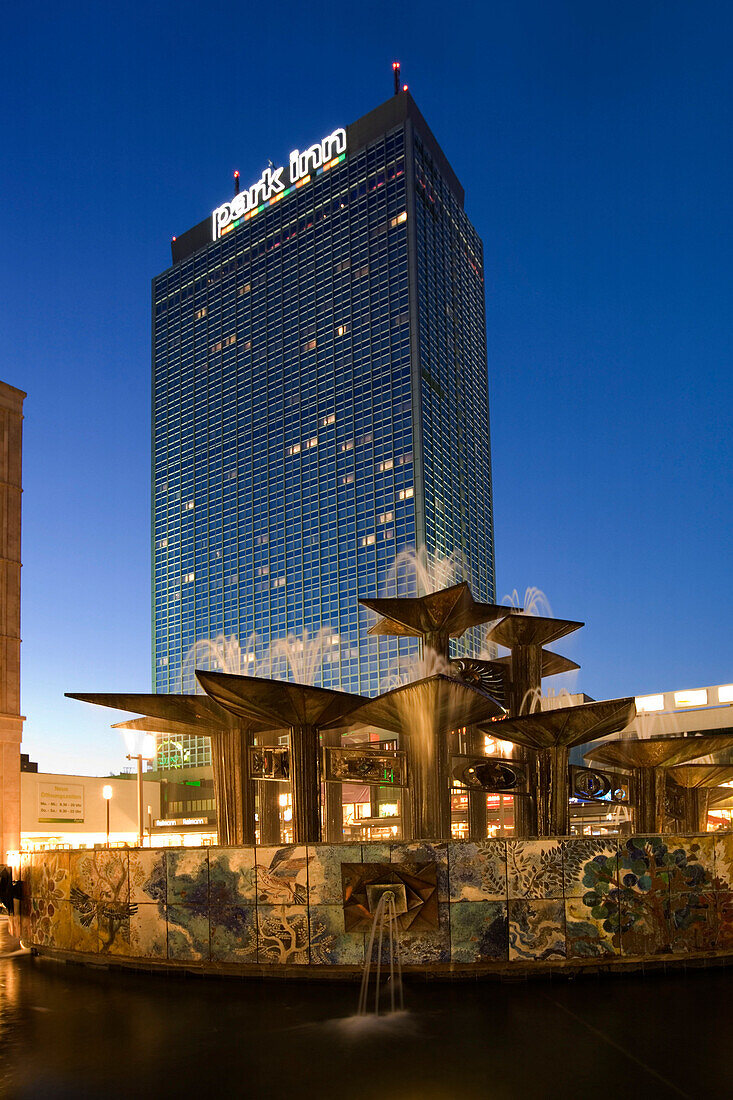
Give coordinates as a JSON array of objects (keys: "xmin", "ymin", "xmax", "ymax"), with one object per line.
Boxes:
[
  {"xmin": 233, "ymin": 170, "xmax": 240, "ymax": 195},
  {"xmin": 392, "ymin": 61, "xmax": 401, "ymax": 96}
]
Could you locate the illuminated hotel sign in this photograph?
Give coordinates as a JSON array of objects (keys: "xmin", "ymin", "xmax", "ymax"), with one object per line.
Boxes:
[{"xmin": 212, "ymin": 127, "xmax": 347, "ymax": 240}]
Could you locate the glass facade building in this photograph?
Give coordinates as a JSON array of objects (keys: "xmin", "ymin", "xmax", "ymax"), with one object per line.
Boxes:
[{"xmin": 152, "ymin": 94, "xmax": 495, "ymax": 769}]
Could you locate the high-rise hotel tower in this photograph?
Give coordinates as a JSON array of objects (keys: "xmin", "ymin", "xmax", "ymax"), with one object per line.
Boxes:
[{"xmin": 152, "ymin": 91, "xmax": 495, "ymax": 767}]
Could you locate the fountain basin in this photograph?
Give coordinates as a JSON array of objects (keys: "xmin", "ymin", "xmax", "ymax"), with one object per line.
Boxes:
[{"xmin": 15, "ymin": 832, "xmax": 733, "ymax": 978}]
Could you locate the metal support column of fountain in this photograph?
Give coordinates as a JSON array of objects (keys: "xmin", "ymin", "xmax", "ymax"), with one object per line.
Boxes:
[
  {"xmin": 195, "ymin": 672, "xmax": 369, "ymax": 843},
  {"xmin": 585, "ymin": 739, "xmax": 733, "ymax": 833},
  {"xmin": 359, "ymin": 582, "xmax": 511, "ymax": 839}
]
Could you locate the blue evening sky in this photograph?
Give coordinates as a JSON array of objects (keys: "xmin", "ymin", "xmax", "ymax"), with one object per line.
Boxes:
[{"xmin": 2, "ymin": 1, "xmax": 731, "ymax": 774}]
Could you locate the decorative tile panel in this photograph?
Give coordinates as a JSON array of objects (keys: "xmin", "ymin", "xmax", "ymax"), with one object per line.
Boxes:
[
  {"xmin": 716, "ymin": 890, "xmax": 733, "ymax": 950},
  {"xmin": 508, "ymin": 899, "xmax": 566, "ymax": 960},
  {"xmin": 210, "ymin": 904, "xmax": 258, "ymax": 963},
  {"xmin": 669, "ymin": 890, "xmax": 717, "ymax": 953},
  {"xmin": 714, "ymin": 835, "xmax": 733, "ymax": 890},
  {"xmin": 449, "ymin": 901, "xmax": 508, "ymax": 962},
  {"xmin": 130, "ymin": 903, "xmax": 167, "ymax": 959},
  {"xmin": 619, "ymin": 892, "xmax": 671, "ymax": 956},
  {"xmin": 666, "ymin": 836, "xmax": 715, "ymax": 891},
  {"xmin": 391, "ymin": 842, "xmax": 449, "ymax": 902},
  {"xmin": 396, "ymin": 902, "xmax": 450, "ymax": 965},
  {"xmin": 209, "ymin": 848, "xmax": 256, "ymax": 909},
  {"xmin": 448, "ymin": 840, "xmax": 506, "ymax": 901},
  {"xmin": 256, "ymin": 846, "xmax": 309, "ymax": 905},
  {"xmin": 166, "ymin": 849, "xmax": 208, "ymax": 907},
  {"xmin": 129, "ymin": 850, "xmax": 167, "ymax": 905},
  {"xmin": 565, "ymin": 897, "xmax": 618, "ymax": 957},
  {"xmin": 309, "ymin": 905, "xmax": 364, "ymax": 965},
  {"xmin": 307, "ymin": 844, "xmax": 362, "ymax": 904},
  {"xmin": 562, "ymin": 838, "xmax": 618, "ymax": 899},
  {"xmin": 257, "ymin": 904, "xmax": 310, "ymax": 965},
  {"xmin": 167, "ymin": 905, "xmax": 210, "ymax": 961},
  {"xmin": 618, "ymin": 837, "xmax": 670, "ymax": 895},
  {"xmin": 506, "ymin": 840, "xmax": 563, "ymax": 899},
  {"xmin": 70, "ymin": 850, "xmax": 129, "ymax": 904}
]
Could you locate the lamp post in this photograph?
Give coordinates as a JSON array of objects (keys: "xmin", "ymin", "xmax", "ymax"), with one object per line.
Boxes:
[
  {"xmin": 102, "ymin": 785, "xmax": 113, "ymax": 847},
  {"xmin": 126, "ymin": 735, "xmax": 156, "ymax": 846}
]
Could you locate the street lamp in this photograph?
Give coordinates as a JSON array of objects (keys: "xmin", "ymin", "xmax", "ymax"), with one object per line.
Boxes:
[
  {"xmin": 102, "ymin": 785, "xmax": 113, "ymax": 847},
  {"xmin": 126, "ymin": 734, "xmax": 156, "ymax": 847}
]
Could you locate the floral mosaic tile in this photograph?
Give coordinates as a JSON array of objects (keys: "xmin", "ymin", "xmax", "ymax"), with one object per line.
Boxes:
[
  {"xmin": 256, "ymin": 846, "xmax": 309, "ymax": 905},
  {"xmin": 508, "ymin": 899, "xmax": 566, "ymax": 961},
  {"xmin": 209, "ymin": 848, "xmax": 256, "ymax": 909},
  {"xmin": 129, "ymin": 903, "xmax": 167, "ymax": 960},
  {"xmin": 395, "ymin": 902, "xmax": 451, "ymax": 965},
  {"xmin": 29, "ymin": 897, "xmax": 70, "ymax": 949},
  {"xmin": 506, "ymin": 840, "xmax": 563, "ymax": 900},
  {"xmin": 565, "ymin": 897, "xmax": 618, "ymax": 958},
  {"xmin": 307, "ymin": 844, "xmax": 362, "ymax": 904},
  {"xmin": 449, "ymin": 901, "xmax": 508, "ymax": 963},
  {"xmin": 619, "ymin": 892, "xmax": 671, "ymax": 956},
  {"xmin": 167, "ymin": 905, "xmax": 210, "ymax": 961},
  {"xmin": 562, "ymin": 838, "xmax": 618, "ymax": 899},
  {"xmin": 32, "ymin": 851, "xmax": 70, "ymax": 905},
  {"xmin": 617, "ymin": 837, "xmax": 670, "ymax": 895},
  {"xmin": 665, "ymin": 836, "xmax": 715, "ymax": 891},
  {"xmin": 70, "ymin": 850, "xmax": 129, "ymax": 904},
  {"xmin": 448, "ymin": 840, "xmax": 507, "ymax": 902},
  {"xmin": 715, "ymin": 891, "xmax": 733, "ymax": 950},
  {"xmin": 669, "ymin": 890, "xmax": 717, "ymax": 953},
  {"xmin": 309, "ymin": 905, "xmax": 365, "ymax": 965},
  {"xmin": 210, "ymin": 904, "xmax": 258, "ymax": 963},
  {"xmin": 257, "ymin": 904, "xmax": 310, "ymax": 964},
  {"xmin": 714, "ymin": 835, "xmax": 733, "ymax": 891},
  {"xmin": 391, "ymin": 842, "xmax": 449, "ymax": 902},
  {"xmin": 129, "ymin": 849, "xmax": 167, "ymax": 905}
]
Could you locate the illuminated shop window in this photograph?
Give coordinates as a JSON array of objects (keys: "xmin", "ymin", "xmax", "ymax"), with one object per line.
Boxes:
[
  {"xmin": 636, "ymin": 694, "xmax": 664, "ymax": 713},
  {"xmin": 674, "ymin": 689, "xmax": 708, "ymax": 708}
]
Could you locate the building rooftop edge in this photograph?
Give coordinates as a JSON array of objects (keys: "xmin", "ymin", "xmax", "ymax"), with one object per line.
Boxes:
[{"xmin": 165, "ymin": 91, "xmax": 465, "ymax": 271}]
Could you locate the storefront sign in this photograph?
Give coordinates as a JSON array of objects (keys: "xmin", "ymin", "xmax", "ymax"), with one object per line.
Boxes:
[
  {"xmin": 212, "ymin": 127, "xmax": 347, "ymax": 240},
  {"xmin": 154, "ymin": 817, "xmax": 208, "ymax": 827},
  {"xmin": 38, "ymin": 782, "xmax": 84, "ymax": 823}
]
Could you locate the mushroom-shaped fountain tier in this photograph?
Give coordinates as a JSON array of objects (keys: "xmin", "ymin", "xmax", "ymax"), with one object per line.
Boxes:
[
  {"xmin": 327, "ymin": 674, "xmax": 506, "ymax": 840},
  {"xmin": 585, "ymin": 734, "xmax": 733, "ymax": 833},
  {"xmin": 359, "ymin": 581, "xmax": 513, "ymax": 660},
  {"xmin": 482, "ymin": 614, "xmax": 584, "ymax": 715},
  {"xmin": 66, "ymin": 692, "xmax": 274, "ymax": 846},
  {"xmin": 664, "ymin": 764, "xmax": 733, "ymax": 832},
  {"xmin": 196, "ymin": 672, "xmax": 370, "ymax": 843},
  {"xmin": 479, "ymin": 697, "xmax": 636, "ymax": 836}
]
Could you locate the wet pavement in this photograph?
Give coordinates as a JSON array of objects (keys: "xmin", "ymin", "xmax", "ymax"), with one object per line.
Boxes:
[{"xmin": 0, "ymin": 954, "xmax": 730, "ymax": 1098}]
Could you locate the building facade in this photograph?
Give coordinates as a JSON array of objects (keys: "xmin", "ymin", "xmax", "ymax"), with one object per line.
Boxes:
[{"xmin": 152, "ymin": 93, "xmax": 496, "ymax": 770}]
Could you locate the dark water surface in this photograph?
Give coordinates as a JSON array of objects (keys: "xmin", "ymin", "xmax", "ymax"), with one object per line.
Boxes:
[{"xmin": 0, "ymin": 955, "xmax": 729, "ymax": 1098}]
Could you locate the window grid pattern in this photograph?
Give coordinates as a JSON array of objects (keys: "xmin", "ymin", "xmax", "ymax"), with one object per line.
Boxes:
[
  {"xmin": 413, "ymin": 135, "xmax": 496, "ymax": 657},
  {"xmin": 153, "ymin": 130, "xmax": 421, "ymax": 765}
]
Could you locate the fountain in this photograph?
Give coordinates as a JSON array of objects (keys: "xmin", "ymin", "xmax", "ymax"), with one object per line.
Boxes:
[{"xmin": 585, "ymin": 734, "xmax": 733, "ymax": 832}]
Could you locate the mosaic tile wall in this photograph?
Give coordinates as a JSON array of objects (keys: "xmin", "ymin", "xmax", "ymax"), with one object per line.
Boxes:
[{"xmin": 16, "ymin": 834, "xmax": 733, "ymax": 970}]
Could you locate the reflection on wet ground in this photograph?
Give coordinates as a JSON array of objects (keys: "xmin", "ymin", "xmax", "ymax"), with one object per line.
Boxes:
[{"xmin": 0, "ymin": 955, "xmax": 730, "ymax": 1098}]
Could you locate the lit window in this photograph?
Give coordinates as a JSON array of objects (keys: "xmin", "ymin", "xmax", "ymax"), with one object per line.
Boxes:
[
  {"xmin": 301, "ymin": 338, "xmax": 317, "ymax": 352},
  {"xmin": 718, "ymin": 685, "xmax": 733, "ymax": 703},
  {"xmin": 674, "ymin": 689, "xmax": 708, "ymax": 708},
  {"xmin": 377, "ymin": 458, "xmax": 394, "ymax": 472},
  {"xmin": 360, "ymin": 534, "xmax": 376, "ymax": 547},
  {"xmin": 320, "ymin": 413, "xmax": 336, "ymax": 427},
  {"xmin": 378, "ymin": 511, "xmax": 393, "ymax": 524},
  {"xmin": 636, "ymin": 695, "xmax": 664, "ymax": 712},
  {"xmin": 184, "ymin": 501, "xmax": 194, "ymax": 511},
  {"xmin": 238, "ymin": 283, "xmax": 251, "ymax": 296},
  {"xmin": 336, "ymin": 324, "xmax": 350, "ymax": 337},
  {"xmin": 224, "ymin": 334, "xmax": 236, "ymax": 347},
  {"xmin": 389, "ymin": 212, "xmax": 407, "ymax": 228},
  {"xmin": 183, "ymin": 572, "xmax": 195, "ymax": 583},
  {"xmin": 398, "ymin": 487, "xmax": 414, "ymax": 500},
  {"xmin": 195, "ymin": 307, "xmax": 207, "ymax": 320}
]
